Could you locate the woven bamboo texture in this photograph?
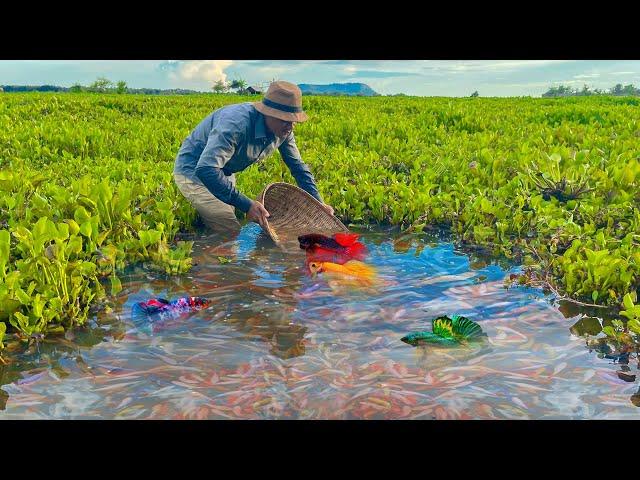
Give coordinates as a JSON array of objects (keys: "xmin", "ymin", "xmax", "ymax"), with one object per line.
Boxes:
[{"xmin": 257, "ymin": 182, "xmax": 349, "ymax": 246}]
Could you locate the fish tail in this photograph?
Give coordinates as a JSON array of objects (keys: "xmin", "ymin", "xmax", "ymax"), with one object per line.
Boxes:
[
  {"xmin": 344, "ymin": 260, "xmax": 376, "ymax": 279},
  {"xmin": 345, "ymin": 242, "xmax": 367, "ymax": 259},
  {"xmin": 334, "ymin": 233, "xmax": 360, "ymax": 247}
]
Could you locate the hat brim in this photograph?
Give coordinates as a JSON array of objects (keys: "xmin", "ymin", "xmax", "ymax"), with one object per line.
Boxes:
[{"xmin": 254, "ymin": 102, "xmax": 308, "ymax": 123}]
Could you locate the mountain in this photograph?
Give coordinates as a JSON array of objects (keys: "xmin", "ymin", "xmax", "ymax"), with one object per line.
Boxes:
[{"xmin": 297, "ymin": 83, "xmax": 379, "ymax": 96}]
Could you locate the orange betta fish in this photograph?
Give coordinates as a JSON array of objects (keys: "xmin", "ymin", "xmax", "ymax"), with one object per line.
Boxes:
[
  {"xmin": 298, "ymin": 233, "xmax": 367, "ymax": 263},
  {"xmin": 308, "ymin": 260, "xmax": 377, "ymax": 284}
]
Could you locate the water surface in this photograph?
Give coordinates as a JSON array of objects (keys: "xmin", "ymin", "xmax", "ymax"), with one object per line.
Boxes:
[{"xmin": 1, "ymin": 226, "xmax": 638, "ymax": 419}]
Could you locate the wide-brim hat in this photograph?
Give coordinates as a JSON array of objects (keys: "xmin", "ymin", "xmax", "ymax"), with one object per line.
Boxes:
[
  {"xmin": 257, "ymin": 182, "xmax": 349, "ymax": 249},
  {"xmin": 254, "ymin": 81, "xmax": 308, "ymax": 123}
]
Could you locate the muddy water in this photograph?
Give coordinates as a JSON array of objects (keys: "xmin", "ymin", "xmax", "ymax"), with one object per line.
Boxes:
[{"xmin": 1, "ymin": 226, "xmax": 638, "ymax": 419}]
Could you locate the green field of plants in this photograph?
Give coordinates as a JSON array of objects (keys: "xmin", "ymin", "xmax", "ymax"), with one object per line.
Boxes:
[{"xmin": 1, "ymin": 92, "xmax": 639, "ymax": 353}]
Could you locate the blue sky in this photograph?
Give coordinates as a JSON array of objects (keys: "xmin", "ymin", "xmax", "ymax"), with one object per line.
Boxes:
[{"xmin": 1, "ymin": 60, "xmax": 639, "ymax": 96}]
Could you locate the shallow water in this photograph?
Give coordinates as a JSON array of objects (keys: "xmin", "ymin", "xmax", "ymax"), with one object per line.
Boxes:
[{"xmin": 1, "ymin": 225, "xmax": 639, "ymax": 419}]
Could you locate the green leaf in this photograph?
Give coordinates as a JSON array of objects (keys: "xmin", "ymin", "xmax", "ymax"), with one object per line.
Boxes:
[
  {"xmin": 74, "ymin": 206, "xmax": 91, "ymax": 224},
  {"xmin": 0, "ymin": 322, "xmax": 6, "ymax": 348},
  {"xmin": 627, "ymin": 319, "xmax": 640, "ymax": 335},
  {"xmin": 623, "ymin": 293, "xmax": 635, "ymax": 311},
  {"xmin": 13, "ymin": 311, "xmax": 30, "ymax": 331},
  {"xmin": 66, "ymin": 219, "xmax": 81, "ymax": 236},
  {"xmin": 602, "ymin": 326, "xmax": 616, "ymax": 338},
  {"xmin": 0, "ymin": 230, "xmax": 10, "ymax": 276},
  {"xmin": 79, "ymin": 221, "xmax": 93, "ymax": 237},
  {"xmin": 217, "ymin": 256, "xmax": 231, "ymax": 264},
  {"xmin": 591, "ymin": 290, "xmax": 599, "ymax": 303},
  {"xmin": 55, "ymin": 223, "xmax": 70, "ymax": 241},
  {"xmin": 76, "ymin": 261, "xmax": 97, "ymax": 276},
  {"xmin": 15, "ymin": 287, "xmax": 31, "ymax": 305},
  {"xmin": 67, "ymin": 236, "xmax": 83, "ymax": 255},
  {"xmin": 110, "ymin": 273, "xmax": 122, "ymax": 296}
]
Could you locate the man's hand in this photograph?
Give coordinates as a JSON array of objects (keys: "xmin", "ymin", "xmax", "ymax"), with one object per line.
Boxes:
[
  {"xmin": 247, "ymin": 200, "xmax": 270, "ymax": 230},
  {"xmin": 321, "ymin": 203, "xmax": 334, "ymax": 216}
]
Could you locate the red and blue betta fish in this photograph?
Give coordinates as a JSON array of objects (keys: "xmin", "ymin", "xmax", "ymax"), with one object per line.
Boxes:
[
  {"xmin": 132, "ymin": 296, "xmax": 211, "ymax": 333},
  {"xmin": 136, "ymin": 296, "xmax": 210, "ymax": 315},
  {"xmin": 298, "ymin": 233, "xmax": 367, "ymax": 264}
]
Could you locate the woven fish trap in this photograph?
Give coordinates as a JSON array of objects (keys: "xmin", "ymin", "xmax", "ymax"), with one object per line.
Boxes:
[{"xmin": 257, "ymin": 182, "xmax": 349, "ymax": 247}]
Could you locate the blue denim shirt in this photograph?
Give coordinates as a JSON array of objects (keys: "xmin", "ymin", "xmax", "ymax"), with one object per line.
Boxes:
[{"xmin": 174, "ymin": 102, "xmax": 322, "ymax": 213}]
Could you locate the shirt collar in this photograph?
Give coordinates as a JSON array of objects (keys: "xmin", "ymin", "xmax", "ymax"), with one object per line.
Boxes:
[{"xmin": 255, "ymin": 112, "xmax": 269, "ymax": 140}]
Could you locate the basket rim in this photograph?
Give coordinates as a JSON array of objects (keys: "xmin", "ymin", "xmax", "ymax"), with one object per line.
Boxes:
[{"xmin": 258, "ymin": 182, "xmax": 348, "ymax": 245}]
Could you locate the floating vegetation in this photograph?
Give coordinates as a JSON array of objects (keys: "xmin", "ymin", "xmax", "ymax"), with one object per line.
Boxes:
[{"xmin": 0, "ymin": 93, "xmax": 639, "ymax": 352}]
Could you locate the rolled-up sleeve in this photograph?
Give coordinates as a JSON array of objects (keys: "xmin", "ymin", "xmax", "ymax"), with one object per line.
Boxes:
[
  {"xmin": 278, "ymin": 133, "xmax": 323, "ymax": 203},
  {"xmin": 194, "ymin": 124, "xmax": 253, "ymax": 213}
]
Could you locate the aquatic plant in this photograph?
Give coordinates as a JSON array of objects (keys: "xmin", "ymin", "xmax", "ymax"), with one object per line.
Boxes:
[{"xmin": 1, "ymin": 92, "xmax": 638, "ymax": 347}]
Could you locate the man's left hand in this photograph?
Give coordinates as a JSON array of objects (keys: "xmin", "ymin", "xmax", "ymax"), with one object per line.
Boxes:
[{"xmin": 321, "ymin": 204, "xmax": 334, "ymax": 216}]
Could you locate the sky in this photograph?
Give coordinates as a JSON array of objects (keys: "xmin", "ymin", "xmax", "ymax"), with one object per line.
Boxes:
[{"xmin": 1, "ymin": 60, "xmax": 640, "ymax": 97}]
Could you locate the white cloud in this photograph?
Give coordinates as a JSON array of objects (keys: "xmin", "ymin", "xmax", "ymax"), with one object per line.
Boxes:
[
  {"xmin": 169, "ymin": 60, "xmax": 233, "ymax": 84},
  {"xmin": 574, "ymin": 73, "xmax": 600, "ymax": 79}
]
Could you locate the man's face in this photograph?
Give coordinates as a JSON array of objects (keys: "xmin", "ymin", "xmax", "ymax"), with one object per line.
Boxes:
[{"xmin": 265, "ymin": 115, "xmax": 295, "ymax": 139}]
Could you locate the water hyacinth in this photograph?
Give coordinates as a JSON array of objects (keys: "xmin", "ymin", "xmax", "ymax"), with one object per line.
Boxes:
[{"xmin": 0, "ymin": 92, "xmax": 639, "ymax": 348}]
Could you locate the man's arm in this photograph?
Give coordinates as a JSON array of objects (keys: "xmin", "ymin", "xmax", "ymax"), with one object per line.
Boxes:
[
  {"xmin": 194, "ymin": 126, "xmax": 253, "ymax": 213},
  {"xmin": 278, "ymin": 133, "xmax": 323, "ymax": 203}
]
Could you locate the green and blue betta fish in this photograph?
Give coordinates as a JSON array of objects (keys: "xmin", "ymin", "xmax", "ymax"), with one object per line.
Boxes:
[{"xmin": 401, "ymin": 315, "xmax": 486, "ymax": 347}]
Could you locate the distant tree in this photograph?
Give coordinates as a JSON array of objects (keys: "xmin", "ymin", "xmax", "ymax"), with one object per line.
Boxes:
[
  {"xmin": 116, "ymin": 80, "xmax": 127, "ymax": 94},
  {"xmin": 70, "ymin": 83, "xmax": 83, "ymax": 93},
  {"xmin": 470, "ymin": 91, "xmax": 479, "ymax": 97},
  {"xmin": 612, "ymin": 83, "xmax": 624, "ymax": 95},
  {"xmin": 229, "ymin": 78, "xmax": 248, "ymax": 93},
  {"xmin": 89, "ymin": 77, "xmax": 114, "ymax": 93},
  {"xmin": 212, "ymin": 79, "xmax": 229, "ymax": 93}
]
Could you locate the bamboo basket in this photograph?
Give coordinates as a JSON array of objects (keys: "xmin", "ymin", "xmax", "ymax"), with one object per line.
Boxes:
[{"xmin": 257, "ymin": 182, "xmax": 349, "ymax": 248}]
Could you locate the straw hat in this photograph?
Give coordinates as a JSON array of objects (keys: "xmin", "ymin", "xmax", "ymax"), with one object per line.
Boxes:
[
  {"xmin": 257, "ymin": 182, "xmax": 349, "ymax": 247},
  {"xmin": 254, "ymin": 81, "xmax": 308, "ymax": 123}
]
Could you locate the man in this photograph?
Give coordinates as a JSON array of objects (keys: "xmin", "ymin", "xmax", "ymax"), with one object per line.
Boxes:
[{"xmin": 173, "ymin": 80, "xmax": 334, "ymax": 237}]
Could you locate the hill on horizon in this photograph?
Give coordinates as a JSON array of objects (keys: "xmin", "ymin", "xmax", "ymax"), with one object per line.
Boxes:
[{"xmin": 297, "ymin": 83, "xmax": 379, "ymax": 96}]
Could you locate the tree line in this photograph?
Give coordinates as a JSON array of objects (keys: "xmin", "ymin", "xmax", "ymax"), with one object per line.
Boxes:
[{"xmin": 542, "ymin": 83, "xmax": 640, "ymax": 97}]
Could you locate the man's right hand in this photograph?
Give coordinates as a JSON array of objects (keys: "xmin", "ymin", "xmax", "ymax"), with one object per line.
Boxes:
[{"xmin": 247, "ymin": 200, "xmax": 270, "ymax": 230}]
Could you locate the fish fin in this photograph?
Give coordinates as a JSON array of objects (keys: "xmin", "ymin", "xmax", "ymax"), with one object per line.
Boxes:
[
  {"xmin": 334, "ymin": 233, "xmax": 360, "ymax": 247},
  {"xmin": 345, "ymin": 242, "xmax": 367, "ymax": 259},
  {"xmin": 343, "ymin": 260, "xmax": 376, "ymax": 278}
]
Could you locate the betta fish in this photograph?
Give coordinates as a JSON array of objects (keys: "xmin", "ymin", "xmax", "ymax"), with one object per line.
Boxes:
[
  {"xmin": 136, "ymin": 296, "xmax": 210, "ymax": 315},
  {"xmin": 308, "ymin": 260, "xmax": 376, "ymax": 285},
  {"xmin": 132, "ymin": 297, "xmax": 211, "ymax": 333},
  {"xmin": 298, "ymin": 233, "xmax": 367, "ymax": 262},
  {"xmin": 401, "ymin": 315, "xmax": 486, "ymax": 347}
]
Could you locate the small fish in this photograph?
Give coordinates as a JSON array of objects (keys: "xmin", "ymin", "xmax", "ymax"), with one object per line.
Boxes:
[
  {"xmin": 308, "ymin": 260, "xmax": 376, "ymax": 283},
  {"xmin": 299, "ymin": 233, "xmax": 367, "ymax": 261},
  {"xmin": 135, "ymin": 297, "xmax": 210, "ymax": 316}
]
